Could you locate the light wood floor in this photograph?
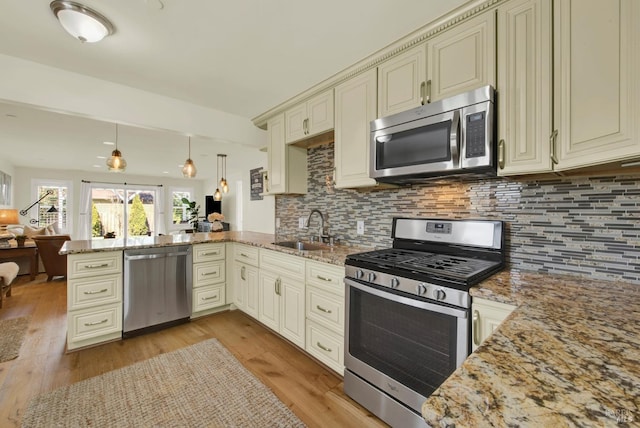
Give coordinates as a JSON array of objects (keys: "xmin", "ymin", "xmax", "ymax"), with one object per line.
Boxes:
[{"xmin": 0, "ymin": 274, "xmax": 387, "ymax": 428}]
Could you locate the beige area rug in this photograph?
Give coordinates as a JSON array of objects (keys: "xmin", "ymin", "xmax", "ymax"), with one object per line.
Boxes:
[
  {"xmin": 0, "ymin": 316, "xmax": 29, "ymax": 363},
  {"xmin": 22, "ymin": 338, "xmax": 306, "ymax": 428}
]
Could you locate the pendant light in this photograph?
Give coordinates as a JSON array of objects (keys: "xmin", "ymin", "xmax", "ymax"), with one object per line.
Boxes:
[
  {"xmin": 214, "ymin": 154, "xmax": 223, "ymax": 201},
  {"xmin": 219, "ymin": 154, "xmax": 229, "ymax": 193},
  {"xmin": 106, "ymin": 124, "xmax": 127, "ymax": 172},
  {"xmin": 50, "ymin": 1, "xmax": 115, "ymax": 43},
  {"xmin": 182, "ymin": 136, "xmax": 197, "ymax": 178}
]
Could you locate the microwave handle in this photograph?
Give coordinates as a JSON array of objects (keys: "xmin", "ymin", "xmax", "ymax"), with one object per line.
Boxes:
[{"xmin": 450, "ymin": 110, "xmax": 460, "ymax": 163}]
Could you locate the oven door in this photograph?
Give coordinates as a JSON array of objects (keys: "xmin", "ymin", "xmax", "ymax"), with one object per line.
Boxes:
[
  {"xmin": 344, "ymin": 278, "xmax": 469, "ymax": 414},
  {"xmin": 370, "ymin": 109, "xmax": 460, "ymax": 180}
]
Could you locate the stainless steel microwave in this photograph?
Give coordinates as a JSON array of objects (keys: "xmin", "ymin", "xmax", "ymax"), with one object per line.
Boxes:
[{"xmin": 370, "ymin": 85, "xmax": 496, "ymax": 183}]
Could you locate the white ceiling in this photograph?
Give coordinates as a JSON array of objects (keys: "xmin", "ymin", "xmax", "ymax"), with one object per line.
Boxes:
[{"xmin": 0, "ymin": 0, "xmax": 467, "ymax": 179}]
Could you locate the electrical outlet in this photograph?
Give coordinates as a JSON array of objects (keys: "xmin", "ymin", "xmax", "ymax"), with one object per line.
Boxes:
[
  {"xmin": 299, "ymin": 217, "xmax": 306, "ymax": 229},
  {"xmin": 357, "ymin": 220, "xmax": 364, "ymax": 235},
  {"xmin": 275, "ymin": 218, "xmax": 281, "ymax": 228}
]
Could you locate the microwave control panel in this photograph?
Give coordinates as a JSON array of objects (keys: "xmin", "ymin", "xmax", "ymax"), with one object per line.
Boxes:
[{"xmin": 465, "ymin": 112, "xmax": 486, "ymax": 158}]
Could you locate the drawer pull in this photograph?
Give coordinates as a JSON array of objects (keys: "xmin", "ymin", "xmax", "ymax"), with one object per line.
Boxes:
[
  {"xmin": 317, "ymin": 342, "xmax": 332, "ymax": 352},
  {"xmin": 202, "ymin": 271, "xmax": 218, "ymax": 276},
  {"xmin": 316, "ymin": 275, "xmax": 332, "ymax": 282},
  {"xmin": 84, "ymin": 263, "xmax": 109, "ymax": 269},
  {"xmin": 201, "ymin": 295, "xmax": 219, "ymax": 301},
  {"xmin": 202, "ymin": 251, "xmax": 220, "ymax": 256},
  {"xmin": 84, "ymin": 318, "xmax": 108, "ymax": 326},
  {"xmin": 84, "ymin": 288, "xmax": 108, "ymax": 295},
  {"xmin": 316, "ymin": 305, "xmax": 332, "ymax": 314},
  {"xmin": 240, "ymin": 253, "xmax": 249, "ymax": 258}
]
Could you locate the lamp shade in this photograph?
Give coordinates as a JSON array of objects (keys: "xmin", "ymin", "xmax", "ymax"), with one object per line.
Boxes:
[
  {"xmin": 0, "ymin": 209, "xmax": 19, "ymax": 225},
  {"xmin": 50, "ymin": 1, "xmax": 115, "ymax": 43}
]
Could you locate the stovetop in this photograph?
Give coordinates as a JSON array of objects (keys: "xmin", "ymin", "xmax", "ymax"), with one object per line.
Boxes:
[{"xmin": 346, "ymin": 248, "xmax": 503, "ymax": 288}]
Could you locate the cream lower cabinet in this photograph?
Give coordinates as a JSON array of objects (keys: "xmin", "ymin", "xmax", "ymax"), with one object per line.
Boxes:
[
  {"xmin": 497, "ymin": 0, "xmax": 553, "ymax": 176},
  {"xmin": 471, "ymin": 297, "xmax": 516, "ymax": 352},
  {"xmin": 304, "ymin": 261, "xmax": 345, "ymax": 375},
  {"xmin": 258, "ymin": 249, "xmax": 306, "ymax": 348},
  {"xmin": 552, "ymin": 0, "xmax": 640, "ymax": 170},
  {"xmin": 231, "ymin": 243, "xmax": 260, "ymax": 319},
  {"xmin": 334, "ymin": 68, "xmax": 378, "ymax": 189},
  {"xmin": 67, "ymin": 251, "xmax": 123, "ymax": 351},
  {"xmin": 191, "ymin": 243, "xmax": 226, "ymax": 317}
]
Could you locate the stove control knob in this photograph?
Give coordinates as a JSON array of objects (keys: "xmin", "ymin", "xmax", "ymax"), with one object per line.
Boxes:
[
  {"xmin": 368, "ymin": 272, "xmax": 377, "ymax": 282},
  {"xmin": 355, "ymin": 270, "xmax": 364, "ymax": 279},
  {"xmin": 390, "ymin": 277, "xmax": 400, "ymax": 288},
  {"xmin": 435, "ymin": 288, "xmax": 446, "ymax": 301},
  {"xmin": 416, "ymin": 284, "xmax": 427, "ymax": 295}
]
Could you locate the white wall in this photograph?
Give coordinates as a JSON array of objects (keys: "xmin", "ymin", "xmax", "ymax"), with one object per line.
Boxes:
[{"xmin": 0, "ymin": 157, "xmax": 15, "ymax": 209}]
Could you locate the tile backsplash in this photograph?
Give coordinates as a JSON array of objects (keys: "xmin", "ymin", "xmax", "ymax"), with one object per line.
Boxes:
[{"xmin": 276, "ymin": 144, "xmax": 640, "ymax": 284}]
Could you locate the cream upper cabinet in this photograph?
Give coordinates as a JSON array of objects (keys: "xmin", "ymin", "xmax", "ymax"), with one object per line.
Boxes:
[
  {"xmin": 553, "ymin": 0, "xmax": 640, "ymax": 170},
  {"xmin": 334, "ymin": 68, "xmax": 378, "ymax": 188},
  {"xmin": 471, "ymin": 297, "xmax": 516, "ymax": 352},
  {"xmin": 266, "ymin": 113, "xmax": 307, "ymax": 195},
  {"xmin": 285, "ymin": 89, "xmax": 334, "ymax": 144},
  {"xmin": 427, "ymin": 11, "xmax": 496, "ymax": 102},
  {"xmin": 377, "ymin": 44, "xmax": 427, "ymax": 117},
  {"xmin": 497, "ymin": 0, "xmax": 553, "ymax": 176}
]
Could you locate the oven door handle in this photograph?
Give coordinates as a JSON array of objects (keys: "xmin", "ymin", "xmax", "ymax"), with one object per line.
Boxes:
[{"xmin": 344, "ymin": 278, "xmax": 468, "ymax": 319}]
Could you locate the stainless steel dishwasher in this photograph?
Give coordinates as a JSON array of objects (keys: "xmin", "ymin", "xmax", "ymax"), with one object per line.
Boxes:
[{"xmin": 123, "ymin": 245, "xmax": 192, "ymax": 337}]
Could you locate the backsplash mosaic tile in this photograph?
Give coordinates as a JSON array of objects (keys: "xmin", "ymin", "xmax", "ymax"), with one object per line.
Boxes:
[{"xmin": 275, "ymin": 144, "xmax": 640, "ymax": 284}]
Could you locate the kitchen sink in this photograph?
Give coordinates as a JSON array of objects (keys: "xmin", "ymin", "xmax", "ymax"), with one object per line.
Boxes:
[{"xmin": 272, "ymin": 241, "xmax": 328, "ymax": 251}]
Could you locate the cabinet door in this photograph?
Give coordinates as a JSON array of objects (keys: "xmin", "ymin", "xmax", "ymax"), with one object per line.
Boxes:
[
  {"xmin": 378, "ymin": 44, "xmax": 427, "ymax": 117},
  {"xmin": 307, "ymin": 89, "xmax": 334, "ymax": 136},
  {"xmin": 279, "ymin": 275, "xmax": 305, "ymax": 348},
  {"xmin": 554, "ymin": 0, "xmax": 640, "ymax": 170},
  {"xmin": 285, "ymin": 103, "xmax": 307, "ymax": 144},
  {"xmin": 471, "ymin": 298, "xmax": 516, "ymax": 352},
  {"xmin": 334, "ymin": 68, "xmax": 378, "ymax": 188},
  {"xmin": 244, "ymin": 264, "xmax": 259, "ymax": 319},
  {"xmin": 258, "ymin": 270, "xmax": 280, "ymax": 331},
  {"xmin": 497, "ymin": 0, "xmax": 553, "ymax": 175},
  {"xmin": 232, "ymin": 262, "xmax": 247, "ymax": 311},
  {"xmin": 427, "ymin": 11, "xmax": 496, "ymax": 102},
  {"xmin": 267, "ymin": 113, "xmax": 286, "ymax": 194}
]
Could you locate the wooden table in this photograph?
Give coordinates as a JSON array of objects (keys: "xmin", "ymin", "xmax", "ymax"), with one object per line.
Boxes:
[{"xmin": 0, "ymin": 241, "xmax": 38, "ymax": 281}]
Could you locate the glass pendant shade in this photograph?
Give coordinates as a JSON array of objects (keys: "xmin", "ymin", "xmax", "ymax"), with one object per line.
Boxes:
[
  {"xmin": 214, "ymin": 188, "xmax": 222, "ymax": 201},
  {"xmin": 182, "ymin": 137, "xmax": 197, "ymax": 178},
  {"xmin": 217, "ymin": 154, "xmax": 229, "ymax": 194},
  {"xmin": 106, "ymin": 124, "xmax": 126, "ymax": 172},
  {"xmin": 50, "ymin": 1, "xmax": 115, "ymax": 43}
]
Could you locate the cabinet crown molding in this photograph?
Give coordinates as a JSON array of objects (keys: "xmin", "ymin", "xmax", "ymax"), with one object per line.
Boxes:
[{"xmin": 252, "ymin": 0, "xmax": 505, "ymax": 129}]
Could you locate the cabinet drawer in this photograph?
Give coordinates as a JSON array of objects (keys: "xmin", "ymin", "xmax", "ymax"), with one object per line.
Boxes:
[
  {"xmin": 193, "ymin": 243, "xmax": 225, "ymax": 263},
  {"xmin": 193, "ymin": 284, "xmax": 226, "ymax": 313},
  {"xmin": 68, "ymin": 251, "xmax": 123, "ymax": 279},
  {"xmin": 306, "ymin": 321, "xmax": 344, "ymax": 375},
  {"xmin": 306, "ymin": 261, "xmax": 344, "ymax": 296},
  {"xmin": 260, "ymin": 249, "xmax": 305, "ymax": 278},
  {"xmin": 233, "ymin": 244, "xmax": 259, "ymax": 267},
  {"xmin": 306, "ymin": 286, "xmax": 344, "ymax": 335},
  {"xmin": 68, "ymin": 303, "xmax": 122, "ymax": 344},
  {"xmin": 68, "ymin": 274, "xmax": 122, "ymax": 310},
  {"xmin": 193, "ymin": 260, "xmax": 225, "ymax": 287}
]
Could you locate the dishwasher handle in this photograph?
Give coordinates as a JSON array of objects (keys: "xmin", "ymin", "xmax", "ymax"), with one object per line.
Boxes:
[{"xmin": 125, "ymin": 253, "xmax": 167, "ymax": 261}]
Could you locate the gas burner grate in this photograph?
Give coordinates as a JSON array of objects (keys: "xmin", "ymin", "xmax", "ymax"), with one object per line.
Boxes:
[
  {"xmin": 398, "ymin": 254, "xmax": 499, "ymax": 280},
  {"xmin": 349, "ymin": 249, "xmax": 431, "ymax": 265}
]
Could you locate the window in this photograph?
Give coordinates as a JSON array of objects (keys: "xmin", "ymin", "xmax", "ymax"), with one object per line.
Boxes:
[
  {"xmin": 170, "ymin": 188, "xmax": 194, "ymax": 230},
  {"xmin": 32, "ymin": 180, "xmax": 72, "ymax": 233},
  {"xmin": 91, "ymin": 185, "xmax": 158, "ymax": 239}
]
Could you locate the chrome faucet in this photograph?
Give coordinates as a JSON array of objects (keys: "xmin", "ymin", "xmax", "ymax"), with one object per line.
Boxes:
[{"xmin": 307, "ymin": 209, "xmax": 325, "ymax": 243}]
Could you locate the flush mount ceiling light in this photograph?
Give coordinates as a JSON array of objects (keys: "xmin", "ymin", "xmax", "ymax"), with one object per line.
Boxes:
[
  {"xmin": 50, "ymin": 0, "xmax": 115, "ymax": 43},
  {"xmin": 106, "ymin": 124, "xmax": 127, "ymax": 172},
  {"xmin": 182, "ymin": 136, "xmax": 197, "ymax": 178}
]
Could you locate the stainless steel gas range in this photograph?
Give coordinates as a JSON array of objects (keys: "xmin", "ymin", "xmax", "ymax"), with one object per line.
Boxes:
[{"xmin": 343, "ymin": 217, "xmax": 505, "ymax": 427}]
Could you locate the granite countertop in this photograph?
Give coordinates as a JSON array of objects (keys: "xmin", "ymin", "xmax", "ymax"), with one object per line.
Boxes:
[
  {"xmin": 60, "ymin": 231, "xmax": 372, "ymax": 267},
  {"xmin": 422, "ymin": 270, "xmax": 640, "ymax": 427}
]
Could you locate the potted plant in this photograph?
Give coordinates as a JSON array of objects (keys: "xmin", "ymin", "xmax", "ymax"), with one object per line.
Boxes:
[
  {"xmin": 15, "ymin": 234, "xmax": 27, "ymax": 247},
  {"xmin": 181, "ymin": 198, "xmax": 200, "ymax": 232}
]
